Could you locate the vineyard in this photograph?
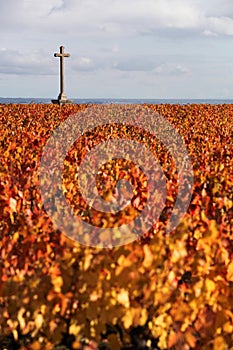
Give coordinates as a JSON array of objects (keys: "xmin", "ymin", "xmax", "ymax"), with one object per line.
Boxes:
[{"xmin": 0, "ymin": 103, "xmax": 232, "ymax": 349}]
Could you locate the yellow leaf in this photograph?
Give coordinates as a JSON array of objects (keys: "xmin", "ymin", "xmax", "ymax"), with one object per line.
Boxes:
[
  {"xmin": 207, "ymin": 220, "xmax": 219, "ymax": 239},
  {"xmin": 122, "ymin": 308, "xmax": 137, "ymax": 329},
  {"xmin": 227, "ymin": 261, "xmax": 233, "ymax": 282},
  {"xmin": 219, "ymin": 164, "xmax": 224, "ymax": 172},
  {"xmin": 205, "ymin": 278, "xmax": 216, "ymax": 293},
  {"xmin": 223, "ymin": 321, "xmax": 233, "ymax": 333},
  {"xmin": 51, "ymin": 276, "xmax": 63, "ymax": 293},
  {"xmin": 17, "ymin": 307, "xmax": 26, "ymax": 330},
  {"xmin": 142, "ymin": 244, "xmax": 153, "ymax": 268},
  {"xmin": 158, "ymin": 331, "xmax": 168, "ymax": 350},
  {"xmin": 213, "ymin": 336, "xmax": 227, "ymax": 350},
  {"xmin": 170, "ymin": 240, "xmax": 187, "ymax": 262},
  {"xmin": 117, "ymin": 289, "xmax": 130, "ymax": 308},
  {"xmin": 9, "ymin": 197, "xmax": 17, "ymax": 212},
  {"xmin": 69, "ymin": 323, "xmax": 82, "ymax": 335},
  {"xmin": 139, "ymin": 308, "xmax": 148, "ymax": 326},
  {"xmin": 83, "ymin": 253, "xmax": 93, "ymax": 271},
  {"xmin": 201, "ymin": 210, "xmax": 209, "ymax": 223},
  {"xmin": 31, "ymin": 312, "xmax": 44, "ymax": 337}
]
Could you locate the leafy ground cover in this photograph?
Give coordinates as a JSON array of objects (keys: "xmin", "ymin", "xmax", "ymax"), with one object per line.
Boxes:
[{"xmin": 0, "ymin": 103, "xmax": 232, "ymax": 349}]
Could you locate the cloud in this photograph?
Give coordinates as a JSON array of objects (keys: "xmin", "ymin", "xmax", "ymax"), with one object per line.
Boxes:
[
  {"xmin": 72, "ymin": 53, "xmax": 163, "ymax": 73},
  {"xmin": 206, "ymin": 16, "xmax": 233, "ymax": 36},
  {"xmin": 153, "ymin": 63, "xmax": 190, "ymax": 76},
  {"xmin": 1, "ymin": 0, "xmax": 233, "ymax": 38},
  {"xmin": 202, "ymin": 30, "xmax": 218, "ymax": 37},
  {"xmin": 0, "ymin": 48, "xmax": 56, "ymax": 75},
  {"xmin": 71, "ymin": 56, "xmax": 99, "ymax": 72}
]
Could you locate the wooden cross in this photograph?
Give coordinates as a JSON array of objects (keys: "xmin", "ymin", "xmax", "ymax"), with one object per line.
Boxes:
[{"xmin": 54, "ymin": 46, "xmax": 70, "ymax": 101}]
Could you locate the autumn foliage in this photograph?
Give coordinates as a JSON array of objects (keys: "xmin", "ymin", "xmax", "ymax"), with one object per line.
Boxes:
[{"xmin": 0, "ymin": 103, "xmax": 233, "ymax": 349}]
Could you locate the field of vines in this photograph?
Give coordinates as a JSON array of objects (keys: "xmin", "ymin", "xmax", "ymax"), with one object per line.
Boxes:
[{"xmin": 0, "ymin": 103, "xmax": 232, "ymax": 350}]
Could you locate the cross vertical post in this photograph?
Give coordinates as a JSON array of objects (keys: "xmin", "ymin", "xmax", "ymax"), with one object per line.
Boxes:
[{"xmin": 52, "ymin": 45, "xmax": 73, "ymax": 105}]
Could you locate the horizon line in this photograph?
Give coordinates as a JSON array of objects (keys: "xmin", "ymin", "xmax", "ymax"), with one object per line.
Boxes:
[{"xmin": 1, "ymin": 96, "xmax": 233, "ymax": 100}]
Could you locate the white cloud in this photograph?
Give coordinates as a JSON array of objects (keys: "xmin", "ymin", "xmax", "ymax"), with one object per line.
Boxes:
[
  {"xmin": 1, "ymin": 0, "xmax": 233, "ymax": 37},
  {"xmin": 206, "ymin": 16, "xmax": 233, "ymax": 36},
  {"xmin": 72, "ymin": 56, "xmax": 98, "ymax": 71},
  {"xmin": 0, "ymin": 48, "xmax": 55, "ymax": 75},
  {"xmin": 202, "ymin": 30, "xmax": 218, "ymax": 37},
  {"xmin": 153, "ymin": 63, "xmax": 190, "ymax": 76}
]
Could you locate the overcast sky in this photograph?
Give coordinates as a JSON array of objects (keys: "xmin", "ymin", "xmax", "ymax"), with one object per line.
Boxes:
[{"xmin": 0, "ymin": 0, "xmax": 233, "ymax": 99}]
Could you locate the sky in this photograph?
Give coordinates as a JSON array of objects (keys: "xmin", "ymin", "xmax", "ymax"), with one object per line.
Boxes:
[{"xmin": 0, "ymin": 0, "xmax": 233, "ymax": 99}]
